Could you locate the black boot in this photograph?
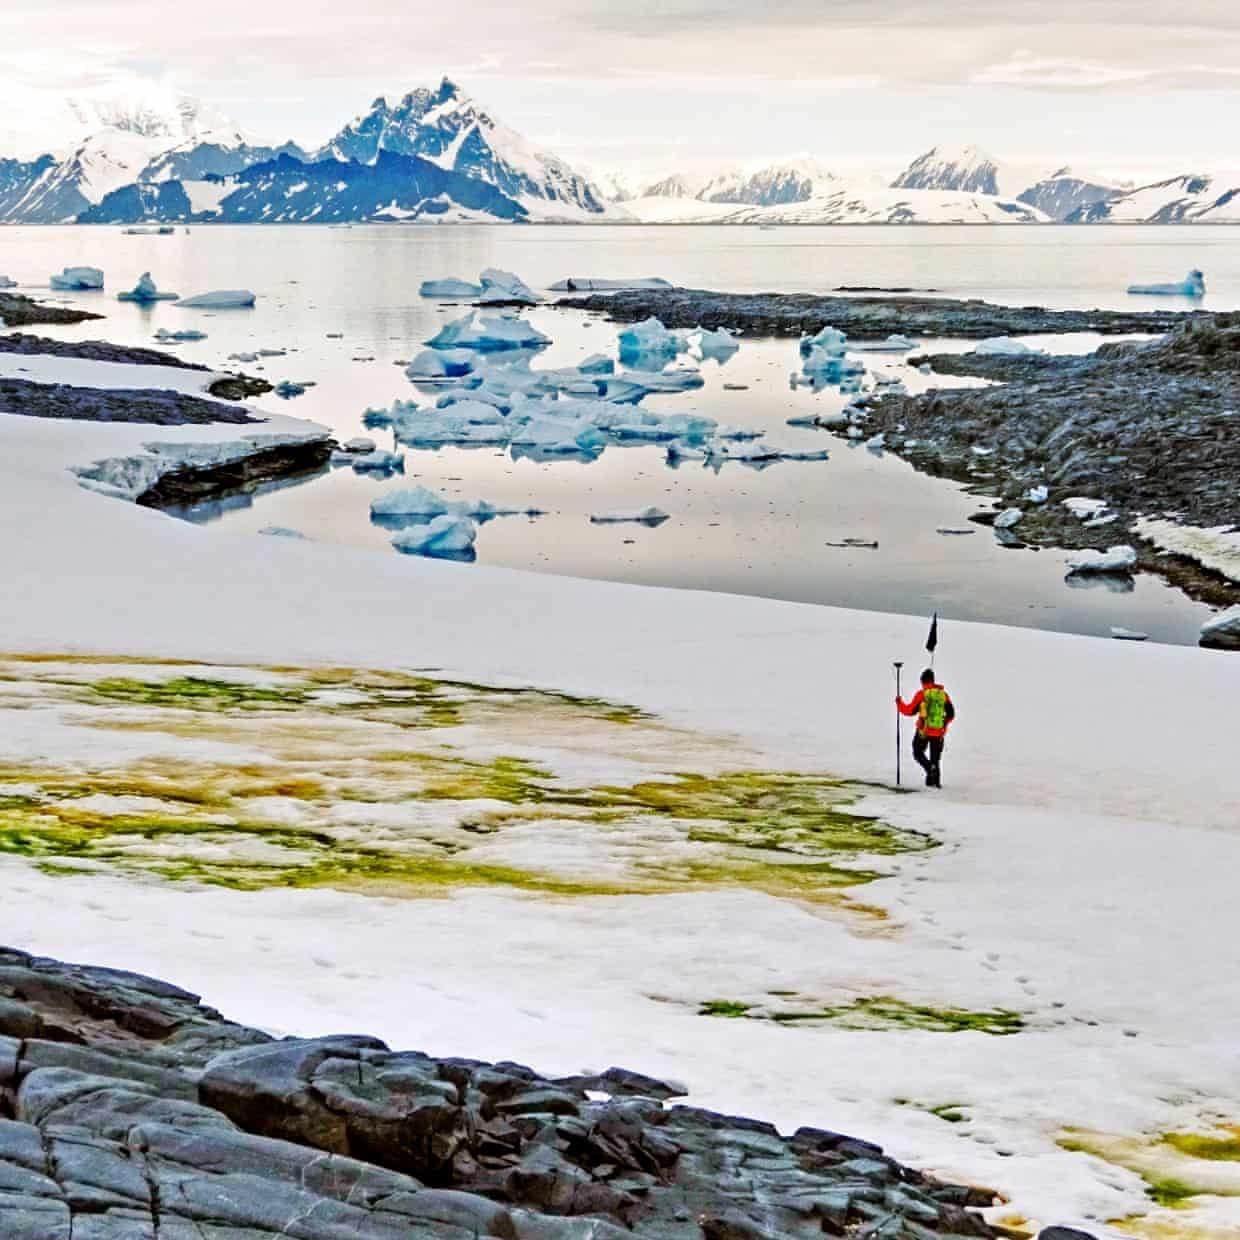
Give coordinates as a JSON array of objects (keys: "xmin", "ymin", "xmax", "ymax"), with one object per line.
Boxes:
[{"xmin": 928, "ymin": 764, "xmax": 942, "ymax": 788}]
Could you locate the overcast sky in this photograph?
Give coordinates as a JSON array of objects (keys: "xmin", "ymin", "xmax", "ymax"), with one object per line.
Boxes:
[{"xmin": 3, "ymin": 0, "xmax": 1239, "ymax": 178}]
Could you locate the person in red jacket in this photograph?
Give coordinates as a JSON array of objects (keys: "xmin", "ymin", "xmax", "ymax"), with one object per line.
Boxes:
[{"xmin": 897, "ymin": 668, "xmax": 956, "ymax": 788}]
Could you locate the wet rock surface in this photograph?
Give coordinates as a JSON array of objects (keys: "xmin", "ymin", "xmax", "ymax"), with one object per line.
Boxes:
[
  {"xmin": 0, "ymin": 333, "xmax": 208, "ymax": 371},
  {"xmin": 0, "ymin": 946, "xmax": 1007, "ymax": 1238},
  {"xmin": 557, "ymin": 288, "xmax": 1205, "ymax": 340},
  {"xmin": 0, "ymin": 293, "xmax": 104, "ymax": 329},
  {"xmin": 852, "ymin": 317, "xmax": 1240, "ymax": 609},
  {"xmin": 0, "ymin": 378, "xmax": 258, "ymax": 425},
  {"xmin": 137, "ymin": 441, "xmax": 333, "ymax": 508}
]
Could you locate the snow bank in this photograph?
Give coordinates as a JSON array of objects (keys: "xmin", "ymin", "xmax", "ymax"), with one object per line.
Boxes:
[
  {"xmin": 391, "ymin": 513, "xmax": 477, "ymax": 558},
  {"xmin": 117, "ymin": 271, "xmax": 178, "ymax": 304},
  {"xmin": 49, "ymin": 266, "xmax": 104, "ymax": 291},
  {"xmin": 1134, "ymin": 517, "xmax": 1240, "ymax": 584},
  {"xmin": 419, "ymin": 277, "xmax": 483, "ymax": 298},
  {"xmin": 176, "ymin": 289, "xmax": 257, "ymax": 309},
  {"xmin": 1127, "ymin": 269, "xmax": 1206, "ymax": 297},
  {"xmin": 1065, "ymin": 545, "xmax": 1138, "ymax": 575}
]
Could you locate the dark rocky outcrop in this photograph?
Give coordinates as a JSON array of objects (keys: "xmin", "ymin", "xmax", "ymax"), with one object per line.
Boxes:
[
  {"xmin": 0, "ymin": 332, "xmax": 207, "ymax": 371},
  {"xmin": 0, "ymin": 945, "xmax": 1009, "ymax": 1239},
  {"xmin": 556, "ymin": 288, "xmax": 1207, "ymax": 341},
  {"xmin": 0, "ymin": 378, "xmax": 258, "ymax": 425},
  {"xmin": 0, "ymin": 293, "xmax": 103, "ymax": 329},
  {"xmin": 136, "ymin": 440, "xmax": 333, "ymax": 507}
]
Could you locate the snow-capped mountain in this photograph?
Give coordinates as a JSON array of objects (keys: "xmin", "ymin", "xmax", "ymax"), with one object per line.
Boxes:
[
  {"xmin": 81, "ymin": 149, "xmax": 530, "ymax": 225},
  {"xmin": 1066, "ymin": 173, "xmax": 1240, "ymax": 223},
  {"xmin": 1015, "ymin": 167, "xmax": 1126, "ymax": 221},
  {"xmin": 891, "ymin": 145, "xmax": 1009, "ymax": 196},
  {"xmin": 615, "ymin": 160, "xmax": 838, "ymax": 209},
  {"xmin": 320, "ymin": 78, "xmax": 609, "ymax": 220}
]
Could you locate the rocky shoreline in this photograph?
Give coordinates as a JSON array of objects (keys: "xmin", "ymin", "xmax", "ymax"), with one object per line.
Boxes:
[
  {"xmin": 557, "ymin": 288, "xmax": 1205, "ymax": 340},
  {"xmin": 0, "ymin": 377, "xmax": 259, "ymax": 425},
  {"xmin": 849, "ymin": 317, "xmax": 1239, "ymax": 614},
  {"xmin": 136, "ymin": 438, "xmax": 333, "ymax": 507},
  {"xmin": 0, "ymin": 945, "xmax": 1073, "ymax": 1239},
  {"xmin": 0, "ymin": 293, "xmax": 102, "ymax": 329}
]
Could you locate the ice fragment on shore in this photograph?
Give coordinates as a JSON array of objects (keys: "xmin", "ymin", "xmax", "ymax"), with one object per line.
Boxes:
[
  {"xmin": 117, "ymin": 271, "xmax": 178, "ymax": 303},
  {"xmin": 176, "ymin": 289, "xmax": 257, "ymax": 309},
  {"xmin": 975, "ymin": 337, "xmax": 1045, "ymax": 356},
  {"xmin": 1127, "ymin": 269, "xmax": 1205, "ymax": 298},
  {"xmin": 994, "ymin": 507, "xmax": 1024, "ymax": 530},
  {"xmin": 1065, "ymin": 545, "xmax": 1138, "ymax": 575},
  {"xmin": 50, "ymin": 266, "xmax": 104, "ymax": 290},
  {"xmin": 1200, "ymin": 605, "xmax": 1240, "ymax": 649},
  {"xmin": 1028, "ymin": 485, "xmax": 1049, "ymax": 504},
  {"xmin": 1063, "ymin": 497, "xmax": 1110, "ymax": 520},
  {"xmin": 846, "ymin": 334, "xmax": 916, "ymax": 353},
  {"xmin": 589, "ymin": 507, "xmax": 670, "ymax": 525},
  {"xmin": 391, "ymin": 513, "xmax": 477, "ymax": 558},
  {"xmin": 420, "ymin": 277, "xmax": 483, "ymax": 298},
  {"xmin": 478, "ymin": 268, "xmax": 539, "ymax": 305},
  {"xmin": 427, "ymin": 311, "xmax": 550, "ymax": 352}
]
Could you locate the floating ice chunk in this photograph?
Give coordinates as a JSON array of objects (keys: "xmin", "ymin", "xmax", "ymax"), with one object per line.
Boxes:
[
  {"xmin": 391, "ymin": 514, "xmax": 477, "ymax": 559},
  {"xmin": 176, "ymin": 289, "xmax": 257, "ymax": 309},
  {"xmin": 510, "ymin": 416, "xmax": 606, "ymax": 454},
  {"xmin": 0, "ymin": 275, "xmax": 16, "ymax": 289},
  {"xmin": 117, "ymin": 271, "xmax": 178, "ymax": 303},
  {"xmin": 363, "ymin": 398, "xmax": 418, "ymax": 428},
  {"xmin": 275, "ymin": 381, "xmax": 311, "ymax": 399},
  {"xmin": 866, "ymin": 433, "xmax": 886, "ymax": 452},
  {"xmin": 975, "ymin": 337, "xmax": 1045, "ymax": 356},
  {"xmin": 549, "ymin": 277, "xmax": 673, "ymax": 292},
  {"xmin": 1065, "ymin": 545, "xmax": 1138, "ymax": 575},
  {"xmin": 624, "ymin": 366, "xmax": 704, "ymax": 394},
  {"xmin": 393, "ymin": 399, "xmax": 511, "ymax": 446},
  {"xmin": 1110, "ymin": 626, "xmax": 1148, "ymax": 641},
  {"xmin": 427, "ymin": 311, "xmax": 550, "ymax": 352},
  {"xmin": 780, "ymin": 448, "xmax": 830, "ymax": 462},
  {"xmin": 342, "ymin": 437, "xmax": 377, "ymax": 454},
  {"xmin": 419, "ymin": 277, "xmax": 483, "ymax": 298},
  {"xmin": 845, "ymin": 334, "xmax": 917, "ymax": 353},
  {"xmin": 1200, "ymin": 605, "xmax": 1240, "ymax": 649},
  {"xmin": 477, "ymin": 268, "xmax": 539, "ymax": 305},
  {"xmin": 50, "ymin": 266, "xmax": 104, "ymax": 291},
  {"xmin": 666, "ymin": 442, "xmax": 708, "ymax": 463},
  {"xmin": 405, "ymin": 348, "xmax": 476, "ymax": 381},
  {"xmin": 1028, "ymin": 485, "xmax": 1049, "ymax": 504},
  {"xmin": 994, "ymin": 507, "xmax": 1024, "ymax": 529},
  {"xmin": 154, "ymin": 328, "xmax": 206, "ymax": 342},
  {"xmin": 617, "ymin": 317, "xmax": 688, "ymax": 361},
  {"xmin": 229, "ymin": 352, "xmax": 259, "ymax": 363},
  {"xmin": 372, "ymin": 485, "xmax": 515, "ymax": 520},
  {"xmin": 686, "ymin": 326, "xmax": 740, "ymax": 361},
  {"xmin": 258, "ymin": 526, "xmax": 308, "ymax": 540},
  {"xmin": 1127, "ymin": 269, "xmax": 1205, "ymax": 298},
  {"xmin": 715, "ymin": 424, "xmax": 763, "ymax": 440},
  {"xmin": 1063, "ymin": 496, "xmax": 1110, "ymax": 520},
  {"xmin": 799, "ymin": 326, "xmax": 847, "ymax": 358},
  {"xmin": 590, "ymin": 507, "xmax": 670, "ymax": 525},
  {"xmin": 578, "ymin": 353, "xmax": 615, "ymax": 374},
  {"xmin": 348, "ymin": 449, "xmax": 405, "ymax": 472}
]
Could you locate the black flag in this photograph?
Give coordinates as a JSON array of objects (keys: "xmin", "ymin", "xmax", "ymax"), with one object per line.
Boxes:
[{"xmin": 926, "ymin": 612, "xmax": 938, "ymax": 654}]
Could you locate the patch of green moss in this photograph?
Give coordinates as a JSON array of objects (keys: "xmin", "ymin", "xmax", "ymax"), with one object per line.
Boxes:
[
  {"xmin": 1145, "ymin": 1177, "xmax": 1198, "ymax": 1207},
  {"xmin": 700, "ymin": 1000, "xmax": 754, "ymax": 1018},
  {"xmin": 1163, "ymin": 1132, "xmax": 1240, "ymax": 1162},
  {"xmin": 701, "ymin": 996, "xmax": 1024, "ymax": 1035},
  {"xmin": 87, "ymin": 676, "xmax": 309, "ymax": 711},
  {"xmin": 929, "ymin": 1103, "xmax": 970, "ymax": 1123}
]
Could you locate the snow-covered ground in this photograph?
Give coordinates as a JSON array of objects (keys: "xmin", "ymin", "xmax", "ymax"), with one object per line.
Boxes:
[{"xmin": 1, "ymin": 353, "xmax": 1239, "ymax": 1236}]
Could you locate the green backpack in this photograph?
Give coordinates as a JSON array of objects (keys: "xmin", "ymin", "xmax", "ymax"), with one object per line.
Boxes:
[{"xmin": 921, "ymin": 687, "xmax": 948, "ymax": 731}]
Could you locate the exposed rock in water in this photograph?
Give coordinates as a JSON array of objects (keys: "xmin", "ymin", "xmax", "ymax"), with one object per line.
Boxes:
[
  {"xmin": 209, "ymin": 373, "xmax": 276, "ymax": 400},
  {"xmin": 0, "ymin": 945, "xmax": 1007, "ymax": 1238},
  {"xmin": 0, "ymin": 378, "xmax": 258, "ymax": 425},
  {"xmin": 0, "ymin": 291, "xmax": 104, "ymax": 328},
  {"xmin": 137, "ymin": 439, "xmax": 333, "ymax": 507},
  {"xmin": 557, "ymin": 287, "xmax": 1208, "ymax": 340},
  {"xmin": 854, "ymin": 316, "xmax": 1240, "ymax": 609},
  {"xmin": 0, "ymin": 331, "xmax": 208, "ymax": 371}
]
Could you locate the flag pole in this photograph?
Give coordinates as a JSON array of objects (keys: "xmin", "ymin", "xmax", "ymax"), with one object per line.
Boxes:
[{"xmin": 893, "ymin": 661, "xmax": 904, "ymax": 786}]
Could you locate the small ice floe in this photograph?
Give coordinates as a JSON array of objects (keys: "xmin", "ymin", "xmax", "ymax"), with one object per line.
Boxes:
[
  {"xmin": 1127, "ymin": 269, "xmax": 1205, "ymax": 298},
  {"xmin": 391, "ymin": 514, "xmax": 477, "ymax": 559},
  {"xmin": 419, "ymin": 277, "xmax": 483, "ymax": 299},
  {"xmin": 154, "ymin": 328, "xmax": 207, "ymax": 342},
  {"xmin": 342, "ymin": 437, "xmax": 377, "ymax": 454},
  {"xmin": 345, "ymin": 449, "xmax": 404, "ymax": 473},
  {"xmin": 176, "ymin": 289, "xmax": 257, "ymax": 309},
  {"xmin": 618, "ymin": 317, "xmax": 688, "ymax": 363},
  {"xmin": 1028, "ymin": 485, "xmax": 1049, "ymax": 504},
  {"xmin": 229, "ymin": 352, "xmax": 260, "ymax": 363},
  {"xmin": 257, "ymin": 347, "xmax": 288, "ymax": 358},
  {"xmin": 371, "ymin": 484, "xmax": 516, "ymax": 521},
  {"xmin": 275, "ymin": 381, "xmax": 313, "ymax": 399},
  {"xmin": 427, "ymin": 311, "xmax": 550, "ymax": 352},
  {"xmin": 826, "ymin": 537, "xmax": 878, "ymax": 549},
  {"xmin": 686, "ymin": 326, "xmax": 740, "ymax": 361},
  {"xmin": 1111, "ymin": 626, "xmax": 1149, "ymax": 641},
  {"xmin": 974, "ymin": 337, "xmax": 1045, "ymax": 356},
  {"xmin": 1200, "ymin": 605, "xmax": 1240, "ymax": 650},
  {"xmin": 50, "ymin": 266, "xmax": 104, "ymax": 290},
  {"xmin": 865, "ymin": 433, "xmax": 886, "ymax": 452},
  {"xmin": 258, "ymin": 526, "xmax": 308, "ymax": 540},
  {"xmin": 1065, "ymin": 545, "xmax": 1138, "ymax": 575},
  {"xmin": 800, "ymin": 325, "xmax": 847, "ymax": 357},
  {"xmin": 589, "ymin": 507, "xmax": 670, "ymax": 526},
  {"xmin": 477, "ymin": 268, "xmax": 539, "ymax": 305},
  {"xmin": 117, "ymin": 271, "xmax": 178, "ymax": 303},
  {"xmin": 405, "ymin": 349, "xmax": 476, "ymax": 382},
  {"xmin": 994, "ymin": 507, "xmax": 1024, "ymax": 530},
  {"xmin": 548, "ymin": 277, "xmax": 673, "ymax": 292},
  {"xmin": 846, "ymin": 334, "xmax": 916, "ymax": 353},
  {"xmin": 1063, "ymin": 496, "xmax": 1111, "ymax": 521},
  {"xmin": 0, "ymin": 275, "xmax": 17, "ymax": 289},
  {"xmin": 578, "ymin": 353, "xmax": 615, "ymax": 374}
]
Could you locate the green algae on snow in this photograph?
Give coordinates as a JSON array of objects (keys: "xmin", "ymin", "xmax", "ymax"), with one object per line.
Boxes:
[
  {"xmin": 1162, "ymin": 1131, "xmax": 1240, "ymax": 1162},
  {"xmin": 700, "ymin": 995, "xmax": 1026, "ymax": 1035}
]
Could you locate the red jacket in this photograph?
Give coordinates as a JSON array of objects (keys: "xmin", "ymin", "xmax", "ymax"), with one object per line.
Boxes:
[{"xmin": 897, "ymin": 684, "xmax": 954, "ymax": 737}]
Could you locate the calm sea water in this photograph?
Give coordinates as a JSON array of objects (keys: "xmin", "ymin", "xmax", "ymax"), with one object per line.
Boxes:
[{"xmin": 6, "ymin": 223, "xmax": 1236, "ymax": 646}]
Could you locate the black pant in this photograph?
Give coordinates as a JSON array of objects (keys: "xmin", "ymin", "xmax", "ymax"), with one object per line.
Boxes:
[{"xmin": 912, "ymin": 733, "xmax": 944, "ymax": 776}]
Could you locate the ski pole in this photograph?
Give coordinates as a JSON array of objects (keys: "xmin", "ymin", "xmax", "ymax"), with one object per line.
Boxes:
[{"xmin": 893, "ymin": 661, "xmax": 904, "ymax": 786}]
